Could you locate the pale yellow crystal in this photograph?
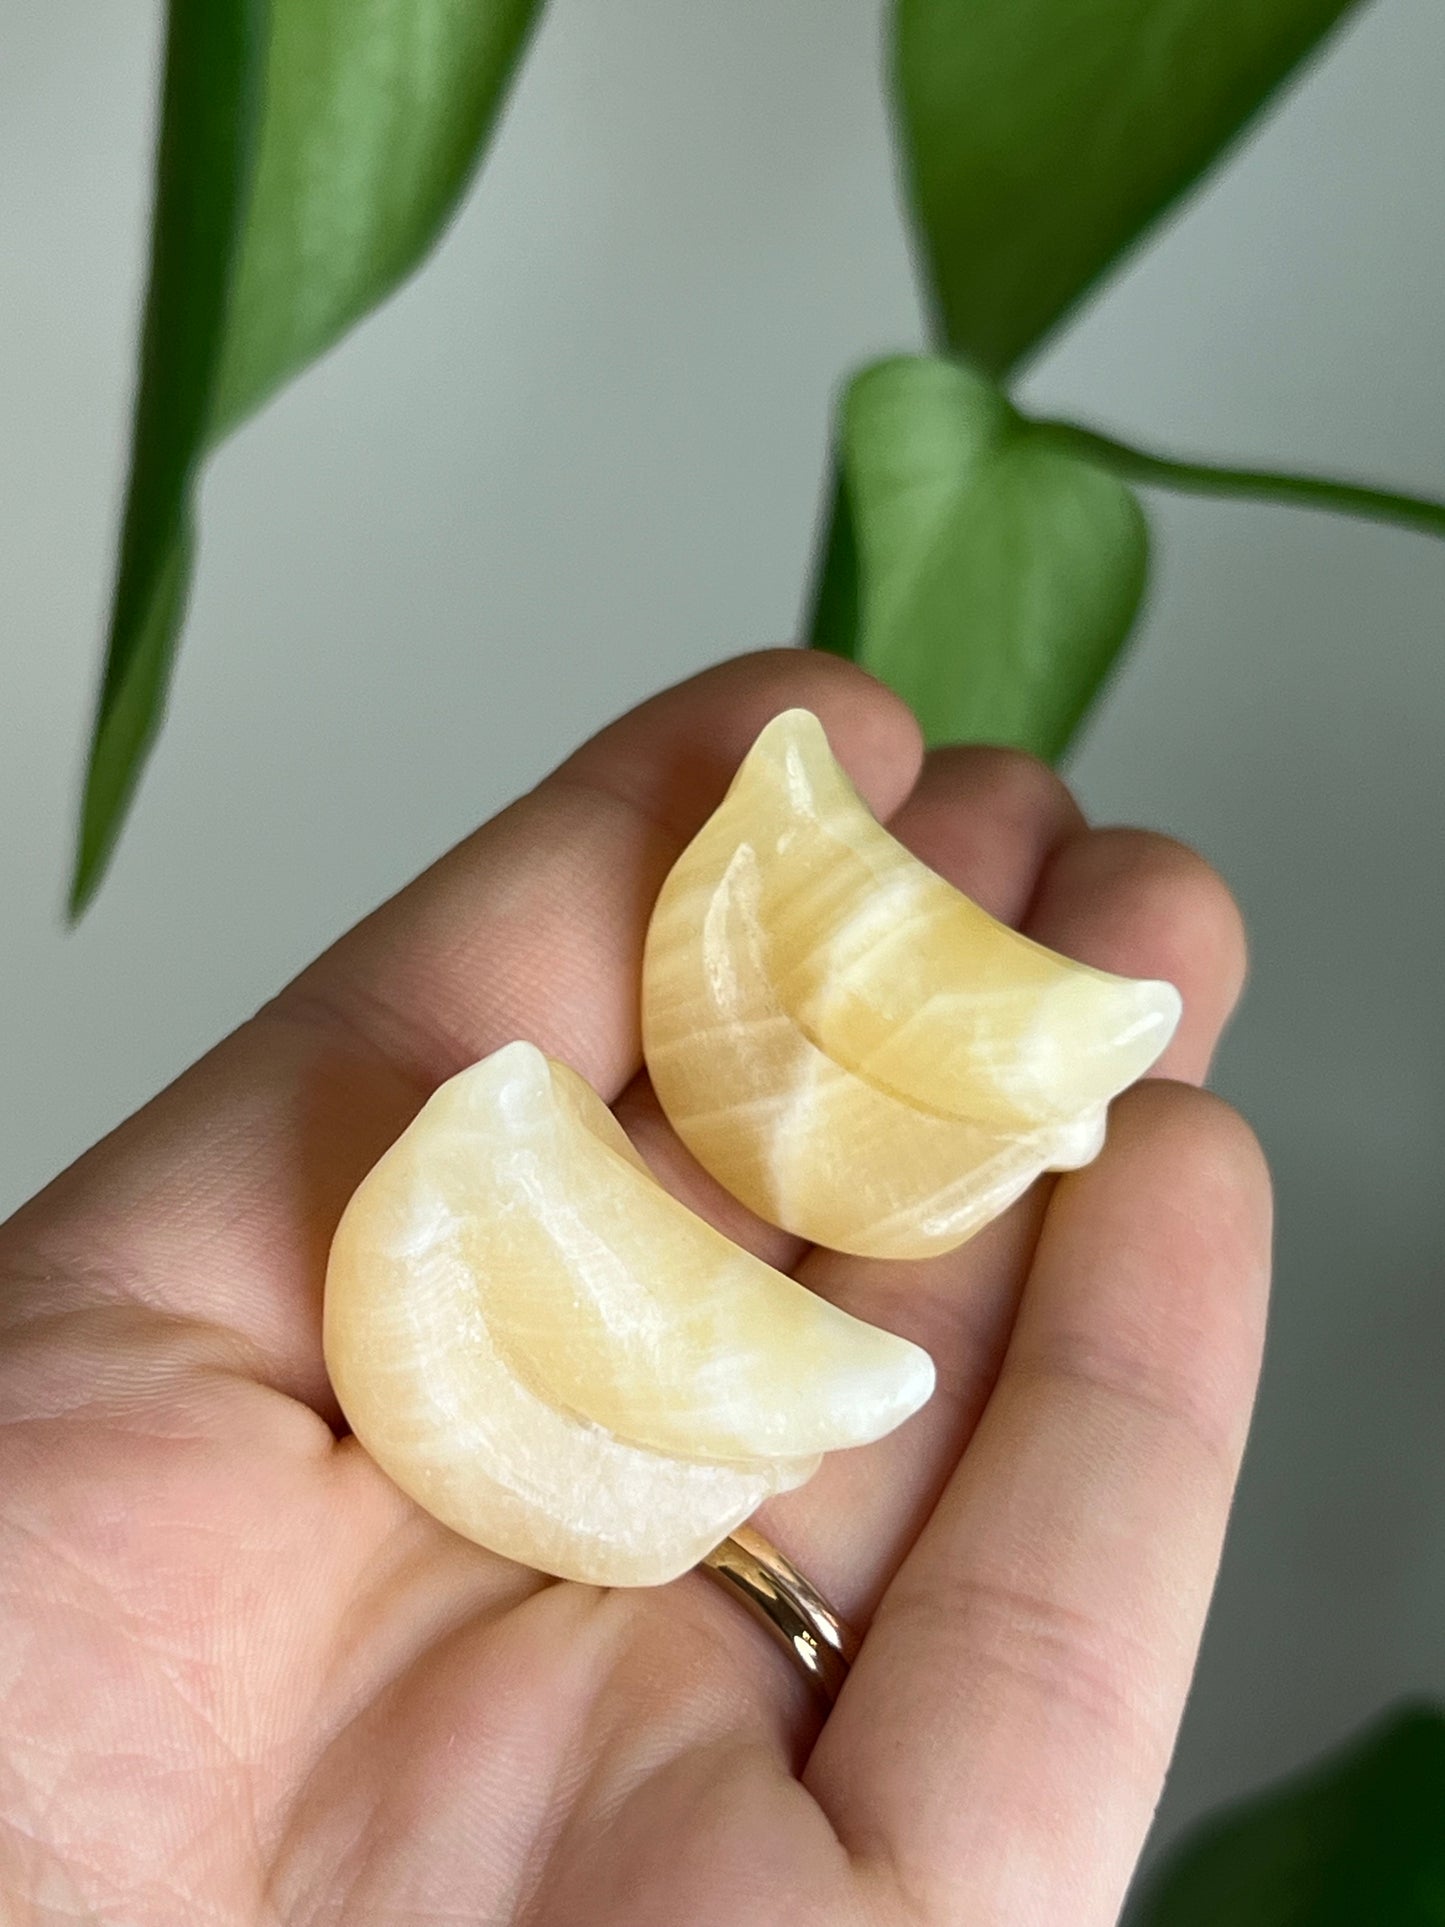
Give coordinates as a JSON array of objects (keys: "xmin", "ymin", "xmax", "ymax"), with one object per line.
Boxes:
[
  {"xmin": 324, "ymin": 1041, "xmax": 934, "ymax": 1587},
  {"xmin": 642, "ymin": 709, "xmax": 1182, "ymax": 1260}
]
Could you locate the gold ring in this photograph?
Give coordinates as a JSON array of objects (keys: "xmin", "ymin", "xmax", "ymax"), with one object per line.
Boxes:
[{"xmin": 701, "ymin": 1525, "xmax": 858, "ymax": 1704}]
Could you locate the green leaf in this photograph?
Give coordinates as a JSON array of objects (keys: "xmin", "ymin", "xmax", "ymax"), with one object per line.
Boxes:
[
  {"xmin": 894, "ymin": 0, "xmax": 1363, "ymax": 377},
  {"xmin": 810, "ymin": 355, "xmax": 1148, "ymax": 758},
  {"xmin": 74, "ymin": 0, "xmax": 543, "ymax": 915},
  {"xmin": 73, "ymin": 0, "xmax": 264, "ymax": 916},
  {"xmin": 1129, "ymin": 1704, "xmax": 1445, "ymax": 1925}
]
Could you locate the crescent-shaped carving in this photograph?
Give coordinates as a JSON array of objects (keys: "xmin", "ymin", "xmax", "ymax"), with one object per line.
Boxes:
[
  {"xmin": 324, "ymin": 1041, "xmax": 933, "ymax": 1586},
  {"xmin": 642, "ymin": 710, "xmax": 1182, "ymax": 1260}
]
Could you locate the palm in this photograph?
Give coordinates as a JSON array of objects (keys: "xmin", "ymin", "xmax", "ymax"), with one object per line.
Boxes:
[{"xmin": 1, "ymin": 654, "xmax": 1267, "ymax": 1927}]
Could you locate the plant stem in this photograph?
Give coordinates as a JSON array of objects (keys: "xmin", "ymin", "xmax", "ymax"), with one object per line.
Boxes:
[{"xmin": 1033, "ymin": 420, "xmax": 1445, "ymax": 542}]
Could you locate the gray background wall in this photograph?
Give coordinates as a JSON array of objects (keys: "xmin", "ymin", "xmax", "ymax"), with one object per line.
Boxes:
[{"xmin": 3, "ymin": 0, "xmax": 1443, "ymax": 1863}]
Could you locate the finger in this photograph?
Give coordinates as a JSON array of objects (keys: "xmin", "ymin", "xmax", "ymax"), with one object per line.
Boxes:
[
  {"xmin": 1026, "ymin": 827, "xmax": 1248, "ymax": 1085},
  {"xmin": 883, "ymin": 746, "xmax": 1086, "ymax": 921},
  {"xmin": 3, "ymin": 652, "xmax": 922, "ymax": 1408},
  {"xmin": 758, "ymin": 795, "xmax": 1248, "ymax": 1625},
  {"xmin": 808, "ymin": 1084, "xmax": 1271, "ymax": 1927}
]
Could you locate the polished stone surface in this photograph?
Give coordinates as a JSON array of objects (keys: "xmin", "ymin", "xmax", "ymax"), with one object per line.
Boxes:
[
  {"xmin": 644, "ymin": 710, "xmax": 1180, "ymax": 1259},
  {"xmin": 324, "ymin": 1041, "xmax": 933, "ymax": 1586}
]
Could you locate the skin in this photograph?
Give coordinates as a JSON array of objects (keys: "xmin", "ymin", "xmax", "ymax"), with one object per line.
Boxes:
[{"xmin": 0, "ymin": 651, "xmax": 1269, "ymax": 1927}]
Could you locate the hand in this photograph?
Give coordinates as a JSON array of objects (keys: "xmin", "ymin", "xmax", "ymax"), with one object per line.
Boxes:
[{"xmin": 0, "ymin": 652, "xmax": 1267, "ymax": 1927}]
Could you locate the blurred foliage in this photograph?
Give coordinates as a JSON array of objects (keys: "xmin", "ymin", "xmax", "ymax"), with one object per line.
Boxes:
[
  {"xmin": 1131, "ymin": 1706, "xmax": 1445, "ymax": 1924},
  {"xmin": 894, "ymin": 0, "xmax": 1360, "ymax": 378},
  {"xmin": 812, "ymin": 356, "xmax": 1147, "ymax": 755},
  {"xmin": 808, "ymin": 0, "xmax": 1379, "ymax": 758},
  {"xmin": 82, "ymin": 0, "xmax": 1445, "ymax": 900},
  {"xmin": 75, "ymin": 0, "xmax": 540, "ymax": 913}
]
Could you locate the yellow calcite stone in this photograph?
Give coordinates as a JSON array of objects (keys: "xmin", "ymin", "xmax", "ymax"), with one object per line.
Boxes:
[
  {"xmin": 642, "ymin": 710, "xmax": 1181, "ymax": 1260},
  {"xmin": 324, "ymin": 1041, "xmax": 934, "ymax": 1587}
]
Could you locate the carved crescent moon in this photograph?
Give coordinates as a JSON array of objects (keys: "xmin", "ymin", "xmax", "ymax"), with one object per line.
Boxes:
[
  {"xmin": 642, "ymin": 710, "xmax": 1181, "ymax": 1260},
  {"xmin": 324, "ymin": 1041, "xmax": 933, "ymax": 1586}
]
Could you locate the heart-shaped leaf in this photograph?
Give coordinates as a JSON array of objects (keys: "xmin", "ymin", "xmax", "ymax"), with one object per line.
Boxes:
[
  {"xmin": 811, "ymin": 355, "xmax": 1148, "ymax": 758},
  {"xmin": 895, "ymin": 0, "xmax": 1363, "ymax": 377},
  {"xmin": 1129, "ymin": 1705, "xmax": 1445, "ymax": 1925},
  {"xmin": 75, "ymin": 0, "xmax": 543, "ymax": 914}
]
